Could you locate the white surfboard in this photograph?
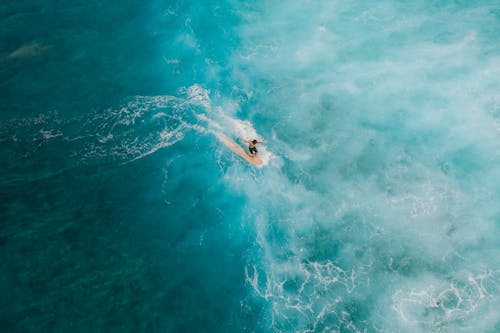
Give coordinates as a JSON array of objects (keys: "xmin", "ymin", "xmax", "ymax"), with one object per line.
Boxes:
[{"xmin": 216, "ymin": 133, "xmax": 263, "ymax": 166}]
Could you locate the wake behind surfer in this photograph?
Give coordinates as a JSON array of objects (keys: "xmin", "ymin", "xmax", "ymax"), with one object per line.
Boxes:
[{"xmin": 244, "ymin": 139, "xmax": 265, "ymax": 158}]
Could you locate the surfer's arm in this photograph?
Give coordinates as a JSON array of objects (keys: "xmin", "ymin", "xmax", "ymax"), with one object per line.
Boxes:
[{"xmin": 243, "ymin": 139, "xmax": 265, "ymax": 144}]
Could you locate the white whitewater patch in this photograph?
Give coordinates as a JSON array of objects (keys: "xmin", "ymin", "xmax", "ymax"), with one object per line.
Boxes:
[
  {"xmin": 124, "ymin": 127, "xmax": 186, "ymax": 164},
  {"xmin": 222, "ymin": 1, "xmax": 500, "ymax": 332},
  {"xmin": 1, "ymin": 84, "xmax": 275, "ymax": 169},
  {"xmin": 39, "ymin": 129, "xmax": 62, "ymax": 140},
  {"xmin": 74, "ymin": 95, "xmax": 188, "ymax": 163},
  {"xmin": 391, "ymin": 270, "xmax": 499, "ymax": 332},
  {"xmin": 220, "ymin": 115, "xmax": 274, "ymax": 166},
  {"xmin": 245, "ymin": 259, "xmax": 358, "ymax": 328},
  {"xmin": 184, "ymin": 84, "xmax": 276, "ymax": 166}
]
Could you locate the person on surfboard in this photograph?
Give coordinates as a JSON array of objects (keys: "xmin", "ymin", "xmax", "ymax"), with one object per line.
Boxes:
[{"xmin": 244, "ymin": 139, "xmax": 265, "ymax": 158}]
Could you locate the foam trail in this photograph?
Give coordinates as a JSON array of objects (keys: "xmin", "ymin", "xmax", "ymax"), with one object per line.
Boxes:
[
  {"xmin": 0, "ymin": 84, "xmax": 275, "ymax": 170},
  {"xmin": 219, "ymin": 114, "xmax": 274, "ymax": 166},
  {"xmin": 185, "ymin": 84, "xmax": 276, "ymax": 166}
]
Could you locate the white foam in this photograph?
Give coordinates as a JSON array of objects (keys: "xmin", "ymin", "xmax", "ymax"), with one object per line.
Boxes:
[
  {"xmin": 177, "ymin": 87, "xmax": 277, "ymax": 166},
  {"xmin": 62, "ymin": 85, "xmax": 275, "ymax": 167},
  {"xmin": 39, "ymin": 129, "xmax": 62, "ymax": 140},
  {"xmin": 223, "ymin": 1, "xmax": 500, "ymax": 332},
  {"xmin": 220, "ymin": 115, "xmax": 275, "ymax": 166}
]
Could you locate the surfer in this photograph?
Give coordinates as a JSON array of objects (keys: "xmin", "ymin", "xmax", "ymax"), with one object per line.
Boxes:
[{"xmin": 244, "ymin": 139, "xmax": 265, "ymax": 158}]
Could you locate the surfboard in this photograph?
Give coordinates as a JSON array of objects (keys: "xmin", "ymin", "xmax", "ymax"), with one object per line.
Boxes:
[{"xmin": 216, "ymin": 133, "xmax": 263, "ymax": 166}]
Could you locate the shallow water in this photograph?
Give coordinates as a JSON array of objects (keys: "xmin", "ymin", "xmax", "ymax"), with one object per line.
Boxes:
[{"xmin": 1, "ymin": 1, "xmax": 499, "ymax": 332}]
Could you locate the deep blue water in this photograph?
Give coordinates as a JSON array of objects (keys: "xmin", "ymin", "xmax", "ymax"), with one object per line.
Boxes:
[{"xmin": 1, "ymin": 1, "xmax": 499, "ymax": 332}]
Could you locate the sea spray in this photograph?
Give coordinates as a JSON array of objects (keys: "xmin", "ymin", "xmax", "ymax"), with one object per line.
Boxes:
[{"xmin": 223, "ymin": 1, "xmax": 500, "ymax": 332}]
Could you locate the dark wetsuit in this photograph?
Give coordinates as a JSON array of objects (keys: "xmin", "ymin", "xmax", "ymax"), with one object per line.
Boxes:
[{"xmin": 249, "ymin": 146, "xmax": 258, "ymax": 155}]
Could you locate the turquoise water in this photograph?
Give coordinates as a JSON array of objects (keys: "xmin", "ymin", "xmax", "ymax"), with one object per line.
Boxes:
[{"xmin": 1, "ymin": 1, "xmax": 499, "ymax": 332}]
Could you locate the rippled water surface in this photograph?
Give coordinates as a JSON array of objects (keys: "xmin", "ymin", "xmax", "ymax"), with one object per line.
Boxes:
[{"xmin": 1, "ymin": 1, "xmax": 499, "ymax": 332}]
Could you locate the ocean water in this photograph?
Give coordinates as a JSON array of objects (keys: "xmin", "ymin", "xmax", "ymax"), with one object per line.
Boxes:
[{"xmin": 1, "ymin": 0, "xmax": 499, "ymax": 332}]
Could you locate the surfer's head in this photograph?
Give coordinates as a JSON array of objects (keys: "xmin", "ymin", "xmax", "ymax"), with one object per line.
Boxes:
[{"xmin": 252, "ymin": 139, "xmax": 257, "ymax": 144}]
